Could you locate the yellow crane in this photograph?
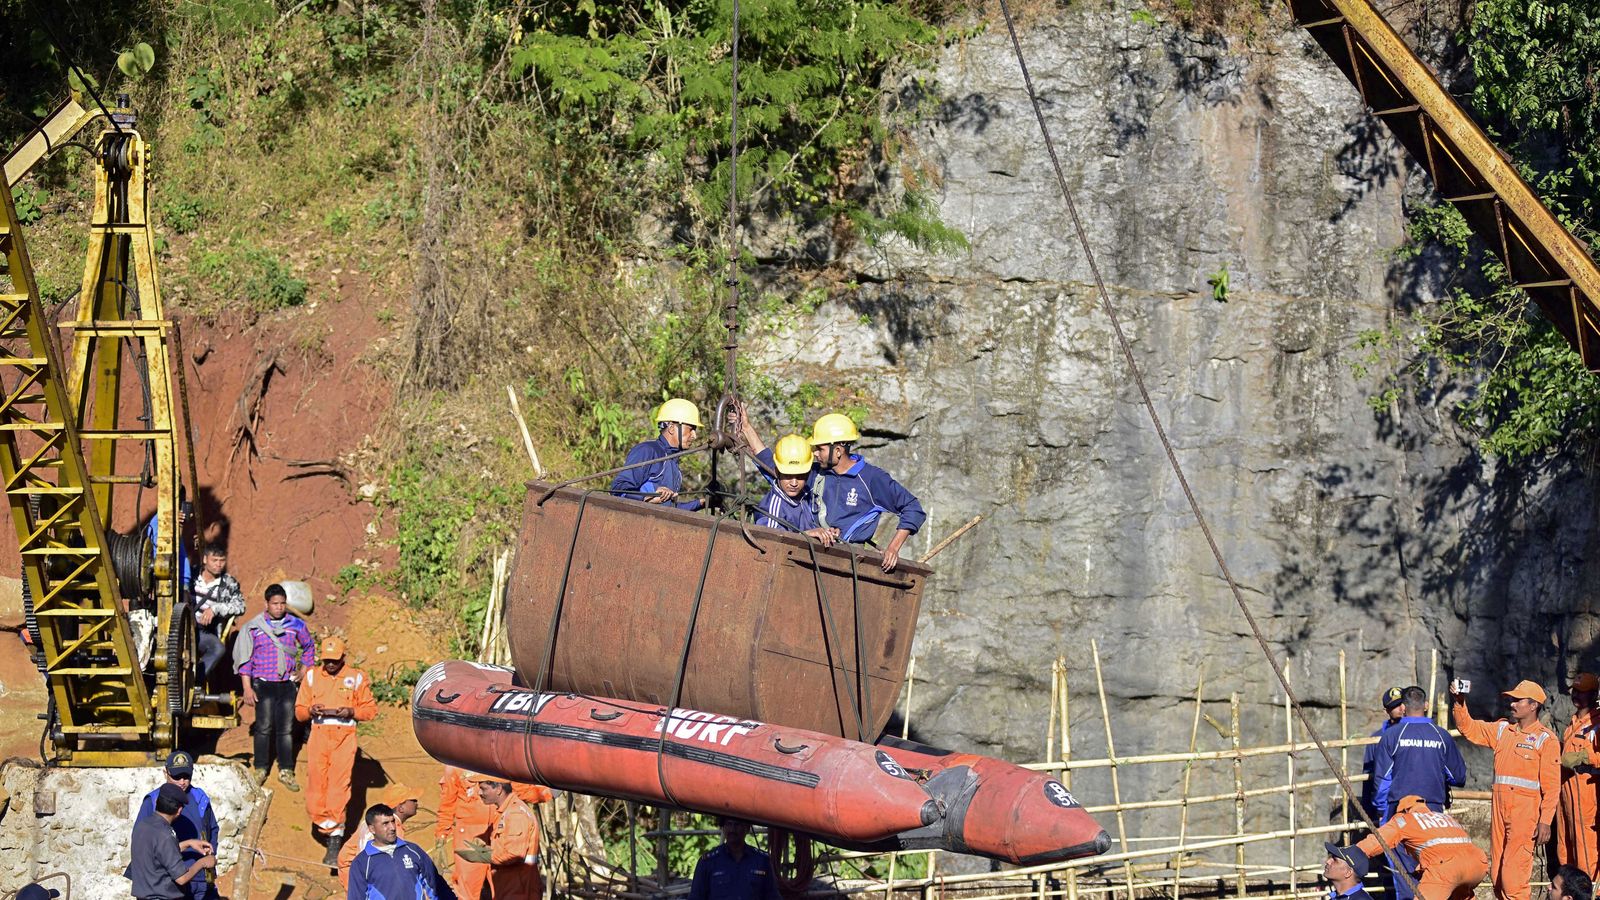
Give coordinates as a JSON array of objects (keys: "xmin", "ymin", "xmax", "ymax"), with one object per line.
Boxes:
[
  {"xmin": 0, "ymin": 90, "xmax": 226, "ymax": 766},
  {"xmin": 1290, "ymin": 0, "xmax": 1600, "ymax": 369}
]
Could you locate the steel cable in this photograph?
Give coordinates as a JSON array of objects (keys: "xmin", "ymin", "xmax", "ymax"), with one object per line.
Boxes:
[{"xmin": 991, "ymin": 0, "xmax": 1417, "ymax": 886}]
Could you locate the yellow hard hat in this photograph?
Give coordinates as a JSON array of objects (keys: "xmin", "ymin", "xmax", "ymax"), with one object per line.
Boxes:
[
  {"xmin": 807, "ymin": 413, "xmax": 860, "ymax": 446},
  {"xmin": 655, "ymin": 398, "xmax": 703, "ymax": 428},
  {"xmin": 772, "ymin": 434, "xmax": 813, "ymax": 475}
]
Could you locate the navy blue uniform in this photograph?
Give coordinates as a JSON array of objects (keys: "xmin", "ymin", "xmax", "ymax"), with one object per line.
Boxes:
[
  {"xmin": 752, "ymin": 448, "xmax": 820, "ymax": 533},
  {"xmin": 134, "ymin": 785, "xmax": 218, "ymax": 900},
  {"xmin": 1370, "ymin": 716, "xmax": 1465, "ymax": 900},
  {"xmin": 1361, "ymin": 719, "xmax": 1397, "ymax": 822},
  {"xmin": 1328, "ymin": 884, "xmax": 1375, "ymax": 900},
  {"xmin": 815, "ymin": 454, "xmax": 925, "ymax": 544},
  {"xmin": 347, "ymin": 838, "xmax": 455, "ymax": 900},
  {"xmin": 687, "ymin": 844, "xmax": 781, "ymax": 900},
  {"xmin": 612, "ymin": 436, "xmax": 702, "ymax": 510},
  {"xmin": 1372, "ymin": 716, "xmax": 1467, "ymax": 818}
]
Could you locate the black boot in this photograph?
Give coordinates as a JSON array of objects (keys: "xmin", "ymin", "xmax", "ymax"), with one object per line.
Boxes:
[{"xmin": 322, "ymin": 832, "xmax": 342, "ymax": 869}]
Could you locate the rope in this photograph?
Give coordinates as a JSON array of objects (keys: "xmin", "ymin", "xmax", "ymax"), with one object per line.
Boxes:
[
  {"xmin": 991, "ymin": 0, "xmax": 1415, "ymax": 886},
  {"xmin": 654, "ymin": 509, "xmax": 727, "ymax": 809},
  {"xmin": 534, "ymin": 442, "xmax": 711, "ymax": 505},
  {"xmin": 721, "ymin": 0, "xmax": 744, "ymax": 402}
]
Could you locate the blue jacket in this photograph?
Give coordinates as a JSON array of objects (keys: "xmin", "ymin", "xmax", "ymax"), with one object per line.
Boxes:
[
  {"xmin": 347, "ymin": 839, "xmax": 455, "ymax": 900},
  {"xmin": 1360, "ymin": 719, "xmax": 1396, "ymax": 820},
  {"xmin": 611, "ymin": 436, "xmax": 701, "ymax": 510},
  {"xmin": 815, "ymin": 455, "xmax": 925, "ymax": 544},
  {"xmin": 1372, "ymin": 716, "xmax": 1467, "ymax": 818},
  {"xmin": 134, "ymin": 785, "xmax": 218, "ymax": 899},
  {"xmin": 752, "ymin": 448, "xmax": 820, "ymax": 533},
  {"xmin": 687, "ymin": 844, "xmax": 781, "ymax": 900}
]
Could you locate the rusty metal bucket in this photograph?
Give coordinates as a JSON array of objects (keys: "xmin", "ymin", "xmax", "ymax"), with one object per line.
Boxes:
[{"xmin": 505, "ymin": 483, "xmax": 931, "ymax": 741}]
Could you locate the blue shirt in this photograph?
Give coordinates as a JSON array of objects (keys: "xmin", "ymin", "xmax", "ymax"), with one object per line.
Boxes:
[
  {"xmin": 611, "ymin": 436, "xmax": 702, "ymax": 510},
  {"xmin": 1328, "ymin": 885, "xmax": 1374, "ymax": 900},
  {"xmin": 134, "ymin": 785, "xmax": 218, "ymax": 899},
  {"xmin": 1372, "ymin": 716, "xmax": 1467, "ymax": 818},
  {"xmin": 815, "ymin": 454, "xmax": 925, "ymax": 544},
  {"xmin": 347, "ymin": 839, "xmax": 455, "ymax": 900},
  {"xmin": 687, "ymin": 844, "xmax": 781, "ymax": 900},
  {"xmin": 752, "ymin": 448, "xmax": 820, "ymax": 533}
]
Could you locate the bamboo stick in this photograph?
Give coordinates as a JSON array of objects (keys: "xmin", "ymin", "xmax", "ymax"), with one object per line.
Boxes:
[
  {"xmin": 1172, "ymin": 672, "xmax": 1204, "ymax": 900},
  {"xmin": 1082, "ymin": 774, "xmax": 1357, "ymax": 814},
  {"xmin": 1232, "ymin": 693, "xmax": 1246, "ymax": 898},
  {"xmin": 1090, "ymin": 639, "xmax": 1135, "ymax": 900},
  {"xmin": 1340, "ymin": 650, "xmax": 1349, "ymax": 834},
  {"xmin": 919, "ymin": 514, "xmax": 982, "ymax": 563},
  {"xmin": 1061, "ymin": 658, "xmax": 1079, "ymax": 900},
  {"xmin": 1033, "ymin": 733, "xmax": 1381, "ymax": 770},
  {"xmin": 507, "ymin": 384, "xmax": 545, "ymax": 478},
  {"xmin": 1284, "ymin": 665, "xmax": 1297, "ymax": 900},
  {"xmin": 903, "ymin": 656, "xmax": 916, "ymax": 741},
  {"xmin": 1428, "ymin": 647, "xmax": 1439, "ymax": 722}
]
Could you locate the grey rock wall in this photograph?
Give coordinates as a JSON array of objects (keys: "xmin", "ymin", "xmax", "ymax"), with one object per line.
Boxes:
[{"xmin": 750, "ymin": 3, "xmax": 1600, "ymax": 834}]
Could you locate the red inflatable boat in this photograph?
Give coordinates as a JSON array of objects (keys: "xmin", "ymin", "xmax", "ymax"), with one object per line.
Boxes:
[
  {"xmin": 411, "ymin": 660, "xmax": 940, "ymax": 843},
  {"xmin": 870, "ymin": 736, "xmax": 1110, "ymax": 864}
]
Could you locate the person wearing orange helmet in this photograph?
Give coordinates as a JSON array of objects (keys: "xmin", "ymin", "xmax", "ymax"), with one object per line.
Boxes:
[
  {"xmin": 1454, "ymin": 679, "xmax": 1560, "ymax": 900},
  {"xmin": 338, "ymin": 783, "xmax": 421, "ymax": 886},
  {"xmin": 1558, "ymin": 673, "xmax": 1600, "ymax": 878},
  {"xmin": 295, "ymin": 635, "xmax": 377, "ymax": 866},
  {"xmin": 611, "ymin": 398, "xmax": 706, "ymax": 510},
  {"xmin": 1339, "ymin": 795, "xmax": 1487, "ymax": 900}
]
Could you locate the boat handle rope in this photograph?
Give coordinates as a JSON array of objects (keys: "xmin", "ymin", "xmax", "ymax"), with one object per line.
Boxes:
[
  {"xmin": 993, "ymin": 0, "xmax": 1413, "ymax": 883},
  {"xmin": 774, "ymin": 739, "xmax": 809, "ymax": 755}
]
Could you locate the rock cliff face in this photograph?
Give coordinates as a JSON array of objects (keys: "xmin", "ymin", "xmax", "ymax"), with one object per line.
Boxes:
[{"xmin": 752, "ymin": 2, "xmax": 1600, "ymax": 826}]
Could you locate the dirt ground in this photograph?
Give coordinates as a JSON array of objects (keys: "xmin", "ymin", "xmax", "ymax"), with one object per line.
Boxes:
[{"xmin": 0, "ymin": 282, "xmax": 470, "ymax": 898}]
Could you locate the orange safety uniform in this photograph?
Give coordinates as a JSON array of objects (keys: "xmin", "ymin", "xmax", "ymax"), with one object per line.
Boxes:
[
  {"xmin": 1558, "ymin": 705, "xmax": 1600, "ymax": 878},
  {"xmin": 1356, "ymin": 800, "xmax": 1487, "ymax": 900},
  {"xmin": 488, "ymin": 793, "xmax": 543, "ymax": 898},
  {"xmin": 438, "ymin": 767, "xmax": 553, "ymax": 900},
  {"xmin": 1454, "ymin": 702, "xmax": 1559, "ymax": 900},
  {"xmin": 294, "ymin": 664, "xmax": 377, "ymax": 836}
]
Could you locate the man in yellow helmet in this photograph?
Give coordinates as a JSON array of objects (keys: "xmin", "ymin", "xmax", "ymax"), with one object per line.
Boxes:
[
  {"xmin": 735, "ymin": 406, "xmax": 923, "ymax": 571},
  {"xmin": 611, "ymin": 397, "xmax": 706, "ymax": 510}
]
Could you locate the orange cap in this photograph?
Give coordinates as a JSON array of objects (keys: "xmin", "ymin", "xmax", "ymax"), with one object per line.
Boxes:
[
  {"xmin": 465, "ymin": 772, "xmax": 504, "ymax": 784},
  {"xmin": 1502, "ymin": 680, "xmax": 1547, "ymax": 704},
  {"xmin": 1573, "ymin": 673, "xmax": 1599, "ymax": 693},
  {"xmin": 1395, "ymin": 795, "xmax": 1429, "ymax": 814},
  {"xmin": 320, "ymin": 636, "xmax": 347, "ymax": 659},
  {"xmin": 380, "ymin": 783, "xmax": 420, "ymax": 806}
]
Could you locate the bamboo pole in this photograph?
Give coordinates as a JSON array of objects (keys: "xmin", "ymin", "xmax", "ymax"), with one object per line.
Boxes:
[
  {"xmin": 1284, "ymin": 665, "xmax": 1297, "ymax": 900},
  {"xmin": 507, "ymin": 384, "xmax": 545, "ymax": 478},
  {"xmin": 1428, "ymin": 647, "xmax": 1439, "ymax": 722},
  {"xmin": 1172, "ymin": 673, "xmax": 1204, "ymax": 900},
  {"xmin": 903, "ymin": 656, "xmax": 916, "ymax": 740},
  {"xmin": 1034, "ymin": 732, "xmax": 1381, "ymax": 770},
  {"xmin": 1232, "ymin": 693, "xmax": 1246, "ymax": 898},
  {"xmin": 1060, "ymin": 658, "xmax": 1079, "ymax": 900},
  {"xmin": 1090, "ymin": 639, "xmax": 1135, "ymax": 899},
  {"xmin": 1339, "ymin": 650, "xmax": 1349, "ymax": 834},
  {"xmin": 919, "ymin": 514, "xmax": 982, "ymax": 563}
]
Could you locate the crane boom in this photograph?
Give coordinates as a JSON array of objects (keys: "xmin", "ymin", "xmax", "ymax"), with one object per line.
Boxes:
[
  {"xmin": 1290, "ymin": 0, "xmax": 1600, "ymax": 370},
  {"xmin": 2, "ymin": 94, "xmax": 99, "ymax": 188}
]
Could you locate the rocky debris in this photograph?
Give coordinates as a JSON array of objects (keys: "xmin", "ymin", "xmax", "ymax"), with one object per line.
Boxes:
[
  {"xmin": 0, "ymin": 758, "xmax": 265, "ymax": 896},
  {"xmin": 751, "ymin": 1, "xmax": 1600, "ymax": 838}
]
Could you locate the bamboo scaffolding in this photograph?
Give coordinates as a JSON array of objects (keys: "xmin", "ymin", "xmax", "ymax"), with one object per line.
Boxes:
[{"xmin": 1090, "ymin": 640, "xmax": 1136, "ymax": 899}]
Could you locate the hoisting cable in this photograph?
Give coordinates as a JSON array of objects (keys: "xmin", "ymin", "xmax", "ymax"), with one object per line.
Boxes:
[
  {"xmin": 535, "ymin": 442, "xmax": 711, "ymax": 505},
  {"xmin": 992, "ymin": 0, "xmax": 1415, "ymax": 886},
  {"xmin": 25, "ymin": 0, "xmax": 125, "ymax": 135},
  {"xmin": 707, "ymin": 0, "xmax": 747, "ymax": 514}
]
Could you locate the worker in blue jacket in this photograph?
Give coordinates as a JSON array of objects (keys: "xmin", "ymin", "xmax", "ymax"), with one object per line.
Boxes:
[
  {"xmin": 611, "ymin": 398, "xmax": 705, "ymax": 511},
  {"xmin": 1361, "ymin": 687, "xmax": 1407, "ymax": 822},
  {"xmin": 732, "ymin": 405, "xmax": 835, "ymax": 543},
  {"xmin": 808, "ymin": 413, "xmax": 925, "ymax": 572},
  {"xmin": 1370, "ymin": 685, "xmax": 1467, "ymax": 900},
  {"xmin": 133, "ymin": 750, "xmax": 219, "ymax": 900},
  {"xmin": 347, "ymin": 804, "xmax": 455, "ymax": 900}
]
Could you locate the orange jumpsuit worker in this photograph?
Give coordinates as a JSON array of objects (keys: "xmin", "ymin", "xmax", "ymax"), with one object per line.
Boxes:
[
  {"xmin": 1344, "ymin": 794, "xmax": 1488, "ymax": 900},
  {"xmin": 294, "ymin": 636, "xmax": 377, "ymax": 866},
  {"xmin": 436, "ymin": 767, "xmax": 553, "ymax": 899},
  {"xmin": 458, "ymin": 774, "xmax": 542, "ymax": 898},
  {"xmin": 1454, "ymin": 680, "xmax": 1560, "ymax": 900},
  {"xmin": 337, "ymin": 783, "xmax": 420, "ymax": 886},
  {"xmin": 1558, "ymin": 673, "xmax": 1600, "ymax": 878}
]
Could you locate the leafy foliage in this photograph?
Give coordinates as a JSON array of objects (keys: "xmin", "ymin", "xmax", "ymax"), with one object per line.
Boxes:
[
  {"xmin": 511, "ymin": 0, "xmax": 944, "ymax": 240},
  {"xmin": 1359, "ymin": 0, "xmax": 1600, "ymax": 459}
]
